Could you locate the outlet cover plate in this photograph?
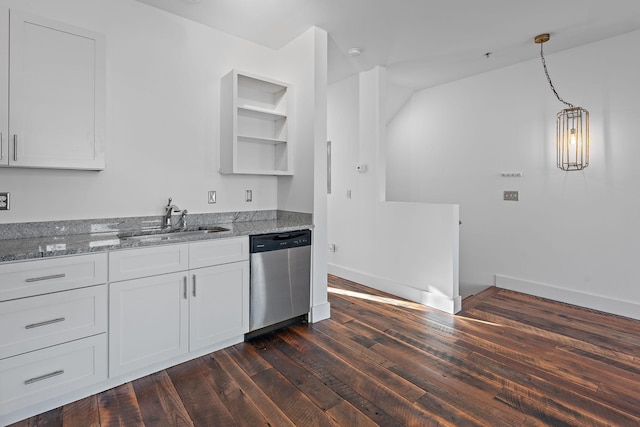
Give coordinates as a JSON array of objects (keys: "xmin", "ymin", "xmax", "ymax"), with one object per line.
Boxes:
[
  {"xmin": 208, "ymin": 191, "xmax": 216, "ymax": 204},
  {"xmin": 0, "ymin": 192, "xmax": 9, "ymax": 210},
  {"xmin": 504, "ymin": 191, "xmax": 519, "ymax": 201}
]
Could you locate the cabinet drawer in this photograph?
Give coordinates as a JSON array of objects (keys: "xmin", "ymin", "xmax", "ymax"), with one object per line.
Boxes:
[
  {"xmin": 0, "ymin": 285, "xmax": 107, "ymax": 359},
  {"xmin": 0, "ymin": 253, "xmax": 107, "ymax": 301},
  {"xmin": 189, "ymin": 236, "xmax": 248, "ymax": 269},
  {"xmin": 0, "ymin": 334, "xmax": 107, "ymax": 414},
  {"xmin": 109, "ymin": 243, "xmax": 189, "ymax": 282}
]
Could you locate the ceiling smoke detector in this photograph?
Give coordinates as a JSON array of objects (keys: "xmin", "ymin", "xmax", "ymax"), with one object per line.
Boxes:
[{"xmin": 347, "ymin": 47, "xmax": 362, "ymax": 57}]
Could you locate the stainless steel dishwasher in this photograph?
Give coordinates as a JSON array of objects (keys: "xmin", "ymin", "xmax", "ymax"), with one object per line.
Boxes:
[{"xmin": 247, "ymin": 230, "xmax": 311, "ymax": 339}]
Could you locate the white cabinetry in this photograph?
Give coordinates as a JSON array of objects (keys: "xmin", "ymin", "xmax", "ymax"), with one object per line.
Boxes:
[
  {"xmin": 190, "ymin": 260, "xmax": 249, "ymax": 352},
  {"xmin": 220, "ymin": 70, "xmax": 293, "ymax": 175},
  {"xmin": 0, "ymin": 253, "xmax": 108, "ymax": 422},
  {"xmin": 108, "ymin": 237, "xmax": 249, "ymax": 377},
  {"xmin": 0, "ymin": 252, "xmax": 108, "ymax": 301},
  {"xmin": 189, "ymin": 238, "xmax": 249, "ymax": 350},
  {"xmin": 108, "ymin": 243, "xmax": 189, "ymax": 283},
  {"xmin": 0, "ymin": 9, "xmax": 105, "ymax": 170},
  {"xmin": 109, "ymin": 271, "xmax": 189, "ymax": 377},
  {"xmin": 0, "ymin": 285, "xmax": 107, "ymax": 360},
  {"xmin": 0, "ymin": 9, "xmax": 7, "ymax": 164}
]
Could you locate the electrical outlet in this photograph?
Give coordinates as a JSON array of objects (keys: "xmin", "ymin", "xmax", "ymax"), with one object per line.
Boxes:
[
  {"xmin": 208, "ymin": 191, "xmax": 216, "ymax": 204},
  {"xmin": 245, "ymin": 190, "xmax": 252, "ymax": 202},
  {"xmin": 0, "ymin": 192, "xmax": 9, "ymax": 210},
  {"xmin": 503, "ymin": 191, "xmax": 519, "ymax": 201}
]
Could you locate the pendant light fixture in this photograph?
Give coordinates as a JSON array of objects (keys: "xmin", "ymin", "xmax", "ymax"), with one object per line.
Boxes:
[{"xmin": 535, "ymin": 33, "xmax": 589, "ymax": 171}]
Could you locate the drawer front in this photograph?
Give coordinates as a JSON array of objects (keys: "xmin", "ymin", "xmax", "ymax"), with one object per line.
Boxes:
[
  {"xmin": 0, "ymin": 334, "xmax": 107, "ymax": 413},
  {"xmin": 0, "ymin": 285, "xmax": 107, "ymax": 359},
  {"xmin": 189, "ymin": 236, "xmax": 248, "ymax": 269},
  {"xmin": 0, "ymin": 253, "xmax": 108, "ymax": 301},
  {"xmin": 109, "ymin": 243, "xmax": 189, "ymax": 282}
]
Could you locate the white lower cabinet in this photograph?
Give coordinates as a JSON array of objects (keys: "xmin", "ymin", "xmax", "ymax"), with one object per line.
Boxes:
[
  {"xmin": 190, "ymin": 261, "xmax": 249, "ymax": 352},
  {"xmin": 1, "ymin": 237, "xmax": 251, "ymax": 423},
  {"xmin": 0, "ymin": 284, "xmax": 107, "ymax": 359},
  {"xmin": 108, "ymin": 237, "xmax": 250, "ymax": 378},
  {"xmin": 109, "ymin": 272, "xmax": 189, "ymax": 377},
  {"xmin": 0, "ymin": 334, "xmax": 107, "ymax": 416},
  {"xmin": 0, "ymin": 252, "xmax": 108, "ymax": 424}
]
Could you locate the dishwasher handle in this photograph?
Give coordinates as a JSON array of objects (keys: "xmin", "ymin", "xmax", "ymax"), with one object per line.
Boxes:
[{"xmin": 272, "ymin": 231, "xmax": 307, "ymax": 240}]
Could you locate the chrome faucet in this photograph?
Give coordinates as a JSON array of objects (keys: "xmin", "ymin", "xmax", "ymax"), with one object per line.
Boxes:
[
  {"xmin": 179, "ymin": 209, "xmax": 188, "ymax": 229},
  {"xmin": 163, "ymin": 197, "xmax": 181, "ymax": 229}
]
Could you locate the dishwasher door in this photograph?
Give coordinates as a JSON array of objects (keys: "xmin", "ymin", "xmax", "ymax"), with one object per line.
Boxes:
[{"xmin": 249, "ymin": 232, "xmax": 311, "ymax": 332}]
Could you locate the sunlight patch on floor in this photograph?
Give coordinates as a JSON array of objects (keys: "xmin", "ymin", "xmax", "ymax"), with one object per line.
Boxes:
[
  {"xmin": 328, "ymin": 287, "xmax": 427, "ymax": 311},
  {"xmin": 456, "ymin": 316, "xmax": 501, "ymax": 327}
]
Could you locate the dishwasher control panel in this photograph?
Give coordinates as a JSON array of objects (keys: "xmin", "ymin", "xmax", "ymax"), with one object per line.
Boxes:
[{"xmin": 250, "ymin": 230, "xmax": 311, "ymax": 253}]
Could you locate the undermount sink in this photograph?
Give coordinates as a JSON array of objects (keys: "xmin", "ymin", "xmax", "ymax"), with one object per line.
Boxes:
[{"xmin": 118, "ymin": 226, "xmax": 230, "ymax": 242}]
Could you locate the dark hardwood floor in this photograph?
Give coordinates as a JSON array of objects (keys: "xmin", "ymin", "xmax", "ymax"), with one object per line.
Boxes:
[{"xmin": 11, "ymin": 275, "xmax": 640, "ymax": 426}]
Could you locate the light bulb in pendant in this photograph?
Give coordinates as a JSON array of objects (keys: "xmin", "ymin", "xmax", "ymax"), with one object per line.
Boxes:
[{"xmin": 570, "ymin": 128, "xmax": 577, "ymax": 145}]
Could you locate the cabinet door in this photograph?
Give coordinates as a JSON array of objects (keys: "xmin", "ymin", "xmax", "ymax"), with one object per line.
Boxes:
[
  {"xmin": 109, "ymin": 272, "xmax": 189, "ymax": 377},
  {"xmin": 0, "ymin": 8, "xmax": 8, "ymax": 166},
  {"xmin": 189, "ymin": 261, "xmax": 249, "ymax": 352},
  {"xmin": 8, "ymin": 10, "xmax": 105, "ymax": 170}
]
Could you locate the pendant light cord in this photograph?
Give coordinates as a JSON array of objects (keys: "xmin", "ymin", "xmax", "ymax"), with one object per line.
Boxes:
[{"xmin": 540, "ymin": 43, "xmax": 574, "ymax": 108}]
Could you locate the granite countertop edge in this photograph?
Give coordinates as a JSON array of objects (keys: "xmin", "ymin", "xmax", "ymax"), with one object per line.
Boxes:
[{"xmin": 0, "ymin": 216, "xmax": 313, "ymax": 263}]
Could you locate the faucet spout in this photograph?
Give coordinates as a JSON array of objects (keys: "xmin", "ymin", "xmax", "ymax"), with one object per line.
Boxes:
[{"xmin": 163, "ymin": 197, "xmax": 181, "ymax": 229}]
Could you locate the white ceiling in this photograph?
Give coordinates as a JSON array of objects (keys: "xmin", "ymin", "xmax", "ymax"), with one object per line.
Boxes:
[{"xmin": 136, "ymin": 0, "xmax": 640, "ymax": 90}]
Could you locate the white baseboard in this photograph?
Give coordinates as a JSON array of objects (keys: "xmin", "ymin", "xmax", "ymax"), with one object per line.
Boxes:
[
  {"xmin": 310, "ymin": 302, "xmax": 331, "ymax": 323},
  {"xmin": 495, "ymin": 274, "xmax": 640, "ymax": 321},
  {"xmin": 329, "ymin": 264, "xmax": 461, "ymax": 314}
]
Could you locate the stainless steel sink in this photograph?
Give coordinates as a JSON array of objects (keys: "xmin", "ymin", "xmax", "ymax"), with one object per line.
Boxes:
[{"xmin": 118, "ymin": 226, "xmax": 230, "ymax": 242}]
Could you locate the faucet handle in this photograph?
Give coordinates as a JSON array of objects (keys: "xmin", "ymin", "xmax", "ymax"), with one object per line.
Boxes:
[
  {"xmin": 180, "ymin": 209, "xmax": 188, "ymax": 229},
  {"xmin": 167, "ymin": 197, "xmax": 173, "ymax": 206}
]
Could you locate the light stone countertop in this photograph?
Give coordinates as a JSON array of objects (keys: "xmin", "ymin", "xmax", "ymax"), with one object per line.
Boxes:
[{"xmin": 0, "ymin": 211, "xmax": 313, "ymax": 262}]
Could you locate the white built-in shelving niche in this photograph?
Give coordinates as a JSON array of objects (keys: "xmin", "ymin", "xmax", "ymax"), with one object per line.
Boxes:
[{"xmin": 220, "ymin": 70, "xmax": 293, "ymax": 175}]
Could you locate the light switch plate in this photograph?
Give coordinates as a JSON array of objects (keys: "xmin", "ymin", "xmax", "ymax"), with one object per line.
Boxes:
[
  {"xmin": 208, "ymin": 191, "xmax": 216, "ymax": 204},
  {"xmin": 0, "ymin": 192, "xmax": 9, "ymax": 210},
  {"xmin": 245, "ymin": 190, "xmax": 252, "ymax": 202}
]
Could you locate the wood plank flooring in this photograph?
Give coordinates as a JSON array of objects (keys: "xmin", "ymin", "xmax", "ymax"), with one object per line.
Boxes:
[{"xmin": 11, "ymin": 275, "xmax": 640, "ymax": 426}]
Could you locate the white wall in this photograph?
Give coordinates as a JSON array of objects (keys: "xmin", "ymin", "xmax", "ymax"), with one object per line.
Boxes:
[
  {"xmin": 328, "ymin": 67, "xmax": 461, "ymax": 313},
  {"xmin": 275, "ymin": 26, "xmax": 331, "ymax": 321},
  {"xmin": 386, "ymin": 30, "xmax": 640, "ymax": 319},
  {"xmin": 0, "ymin": 0, "xmax": 318, "ymax": 223}
]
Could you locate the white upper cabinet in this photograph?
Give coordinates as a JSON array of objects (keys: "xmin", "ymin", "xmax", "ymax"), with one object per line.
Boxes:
[
  {"xmin": 0, "ymin": 9, "xmax": 8, "ymax": 165},
  {"xmin": 2, "ymin": 10, "xmax": 105, "ymax": 170},
  {"xmin": 220, "ymin": 70, "xmax": 293, "ymax": 175}
]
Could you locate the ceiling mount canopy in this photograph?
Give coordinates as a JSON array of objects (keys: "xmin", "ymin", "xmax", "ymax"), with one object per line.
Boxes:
[{"xmin": 535, "ymin": 33, "xmax": 589, "ymax": 171}]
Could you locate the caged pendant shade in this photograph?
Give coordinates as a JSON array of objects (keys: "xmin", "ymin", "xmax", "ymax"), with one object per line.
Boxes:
[
  {"xmin": 535, "ymin": 33, "xmax": 590, "ymax": 171},
  {"xmin": 557, "ymin": 107, "xmax": 589, "ymax": 171}
]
